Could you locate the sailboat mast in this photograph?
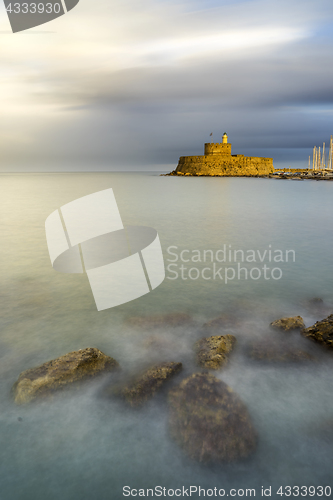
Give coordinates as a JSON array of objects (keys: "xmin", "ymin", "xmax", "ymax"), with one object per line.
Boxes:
[
  {"xmin": 309, "ymin": 135, "xmax": 333, "ymax": 171},
  {"xmin": 317, "ymin": 146, "xmax": 321, "ymax": 170}
]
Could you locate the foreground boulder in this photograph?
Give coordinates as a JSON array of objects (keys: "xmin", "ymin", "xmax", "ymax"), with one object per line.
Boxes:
[
  {"xmin": 13, "ymin": 348, "xmax": 119, "ymax": 405},
  {"xmin": 122, "ymin": 362, "xmax": 182, "ymax": 407},
  {"xmin": 301, "ymin": 314, "xmax": 333, "ymax": 349},
  {"xmin": 168, "ymin": 373, "xmax": 257, "ymax": 463},
  {"xmin": 248, "ymin": 340, "xmax": 315, "ymax": 363},
  {"xmin": 125, "ymin": 313, "xmax": 192, "ymax": 329},
  {"xmin": 270, "ymin": 316, "xmax": 305, "ymax": 331},
  {"xmin": 195, "ymin": 335, "xmax": 236, "ymax": 369}
]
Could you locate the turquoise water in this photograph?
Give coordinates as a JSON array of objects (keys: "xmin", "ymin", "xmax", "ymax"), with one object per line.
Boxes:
[{"xmin": 1, "ymin": 173, "xmax": 333, "ymax": 499}]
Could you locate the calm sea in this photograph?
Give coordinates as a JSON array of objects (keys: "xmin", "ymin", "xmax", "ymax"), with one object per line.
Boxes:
[{"xmin": 1, "ymin": 172, "xmax": 333, "ymax": 499}]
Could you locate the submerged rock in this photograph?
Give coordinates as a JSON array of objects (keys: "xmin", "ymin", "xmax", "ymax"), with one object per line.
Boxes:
[
  {"xmin": 13, "ymin": 348, "xmax": 119, "ymax": 405},
  {"xmin": 270, "ymin": 316, "xmax": 305, "ymax": 331},
  {"xmin": 143, "ymin": 335, "xmax": 172, "ymax": 351},
  {"xmin": 168, "ymin": 373, "xmax": 257, "ymax": 463},
  {"xmin": 302, "ymin": 298, "xmax": 331, "ymax": 316},
  {"xmin": 308, "ymin": 298, "xmax": 324, "ymax": 306},
  {"xmin": 122, "ymin": 362, "xmax": 182, "ymax": 407},
  {"xmin": 301, "ymin": 314, "xmax": 333, "ymax": 349},
  {"xmin": 308, "ymin": 418, "xmax": 333, "ymax": 439},
  {"xmin": 125, "ymin": 313, "xmax": 192, "ymax": 329},
  {"xmin": 195, "ymin": 334, "xmax": 236, "ymax": 369},
  {"xmin": 248, "ymin": 340, "xmax": 315, "ymax": 363},
  {"xmin": 203, "ymin": 314, "xmax": 240, "ymax": 330}
]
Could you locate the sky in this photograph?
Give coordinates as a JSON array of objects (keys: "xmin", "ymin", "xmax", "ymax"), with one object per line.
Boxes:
[{"xmin": 0, "ymin": 0, "xmax": 333, "ymax": 171}]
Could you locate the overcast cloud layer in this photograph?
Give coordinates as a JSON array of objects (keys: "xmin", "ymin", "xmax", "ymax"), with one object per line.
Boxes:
[{"xmin": 0, "ymin": 0, "xmax": 333, "ymax": 171}]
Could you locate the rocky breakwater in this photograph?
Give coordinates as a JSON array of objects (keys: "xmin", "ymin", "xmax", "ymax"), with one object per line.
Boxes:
[
  {"xmin": 271, "ymin": 170, "xmax": 333, "ymax": 180},
  {"xmin": 168, "ymin": 373, "xmax": 257, "ymax": 463},
  {"xmin": 12, "ymin": 347, "xmax": 119, "ymax": 405}
]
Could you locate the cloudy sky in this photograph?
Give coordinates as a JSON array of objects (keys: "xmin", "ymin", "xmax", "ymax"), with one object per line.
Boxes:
[{"xmin": 0, "ymin": 0, "xmax": 333, "ymax": 171}]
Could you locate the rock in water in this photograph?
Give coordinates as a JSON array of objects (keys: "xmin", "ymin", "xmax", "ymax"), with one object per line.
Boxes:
[
  {"xmin": 301, "ymin": 314, "xmax": 333, "ymax": 349},
  {"xmin": 122, "ymin": 362, "xmax": 182, "ymax": 407},
  {"xmin": 168, "ymin": 373, "xmax": 257, "ymax": 463},
  {"xmin": 270, "ymin": 316, "xmax": 305, "ymax": 331},
  {"xmin": 195, "ymin": 334, "xmax": 236, "ymax": 369},
  {"xmin": 13, "ymin": 348, "xmax": 119, "ymax": 405}
]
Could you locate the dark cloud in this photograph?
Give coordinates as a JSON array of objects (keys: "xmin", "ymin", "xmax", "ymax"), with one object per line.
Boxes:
[{"xmin": 1, "ymin": 0, "xmax": 333, "ymax": 171}]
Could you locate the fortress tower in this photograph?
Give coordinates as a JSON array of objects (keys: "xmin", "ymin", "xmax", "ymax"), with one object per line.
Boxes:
[
  {"xmin": 171, "ymin": 133, "xmax": 274, "ymax": 177},
  {"xmin": 204, "ymin": 133, "xmax": 231, "ymax": 156}
]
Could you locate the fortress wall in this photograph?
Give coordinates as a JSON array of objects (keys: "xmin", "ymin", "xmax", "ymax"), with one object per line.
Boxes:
[{"xmin": 176, "ymin": 155, "xmax": 274, "ymax": 176}]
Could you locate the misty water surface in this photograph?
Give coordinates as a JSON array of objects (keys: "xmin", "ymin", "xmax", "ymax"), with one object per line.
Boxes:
[{"xmin": 1, "ymin": 173, "xmax": 333, "ymax": 499}]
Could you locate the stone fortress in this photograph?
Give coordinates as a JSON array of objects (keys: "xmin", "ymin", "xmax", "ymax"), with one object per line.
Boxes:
[{"xmin": 168, "ymin": 133, "xmax": 274, "ymax": 176}]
